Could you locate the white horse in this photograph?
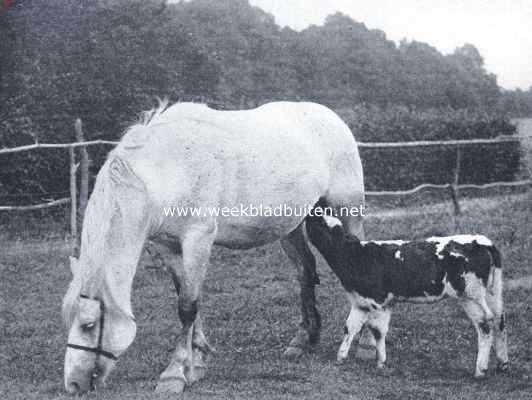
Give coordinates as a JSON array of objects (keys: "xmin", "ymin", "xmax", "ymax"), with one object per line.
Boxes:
[{"xmin": 62, "ymin": 101, "xmax": 366, "ymax": 394}]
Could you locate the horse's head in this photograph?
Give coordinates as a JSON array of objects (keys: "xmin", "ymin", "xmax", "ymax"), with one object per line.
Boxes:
[{"xmin": 63, "ymin": 256, "xmax": 137, "ymax": 394}]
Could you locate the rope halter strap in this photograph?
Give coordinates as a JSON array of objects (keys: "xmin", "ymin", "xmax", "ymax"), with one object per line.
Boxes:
[{"xmin": 66, "ymin": 294, "xmax": 118, "ymax": 361}]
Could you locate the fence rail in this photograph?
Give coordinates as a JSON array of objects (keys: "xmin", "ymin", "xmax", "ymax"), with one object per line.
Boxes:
[
  {"xmin": 0, "ymin": 139, "xmax": 119, "ymax": 155},
  {"xmin": 0, "ymin": 197, "xmax": 70, "ymax": 211},
  {"xmin": 366, "ymin": 179, "xmax": 532, "ymax": 196},
  {"xmin": 2, "ymin": 133, "xmax": 531, "ymax": 155},
  {"xmin": 357, "ymin": 133, "xmax": 532, "ymax": 148}
]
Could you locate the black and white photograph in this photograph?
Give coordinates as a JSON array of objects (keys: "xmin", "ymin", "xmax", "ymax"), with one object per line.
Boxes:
[{"xmin": 1, "ymin": 0, "xmax": 531, "ymax": 398}]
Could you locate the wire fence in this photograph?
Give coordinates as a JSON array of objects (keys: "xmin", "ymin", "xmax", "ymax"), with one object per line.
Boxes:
[
  {"xmin": 1, "ymin": 127, "xmax": 531, "ymax": 218},
  {"xmin": 3, "ymin": 133, "xmax": 529, "ymax": 155}
]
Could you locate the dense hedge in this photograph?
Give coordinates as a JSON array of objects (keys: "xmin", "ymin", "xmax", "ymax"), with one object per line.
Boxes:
[{"xmin": 336, "ymin": 105, "xmax": 520, "ymax": 191}]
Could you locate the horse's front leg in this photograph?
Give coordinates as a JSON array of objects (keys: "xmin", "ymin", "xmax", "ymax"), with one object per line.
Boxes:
[
  {"xmin": 281, "ymin": 224, "xmax": 321, "ymax": 359},
  {"xmin": 168, "ymin": 263, "xmax": 213, "ymax": 383},
  {"xmin": 190, "ymin": 309, "xmax": 214, "ymax": 382},
  {"xmin": 156, "ymin": 222, "xmax": 216, "ymax": 394}
]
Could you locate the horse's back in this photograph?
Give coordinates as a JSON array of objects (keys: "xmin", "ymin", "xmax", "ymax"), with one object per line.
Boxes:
[{"xmin": 147, "ymin": 101, "xmax": 355, "ymax": 147}]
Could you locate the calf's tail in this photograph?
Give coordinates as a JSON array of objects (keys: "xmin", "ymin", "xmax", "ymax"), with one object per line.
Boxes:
[
  {"xmin": 485, "ymin": 245, "xmax": 532, "ymax": 291},
  {"xmin": 505, "ymin": 275, "xmax": 532, "ymax": 291},
  {"xmin": 487, "ymin": 245, "xmax": 502, "ymax": 270}
]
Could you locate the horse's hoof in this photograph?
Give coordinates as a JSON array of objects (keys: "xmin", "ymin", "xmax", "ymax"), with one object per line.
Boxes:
[
  {"xmin": 356, "ymin": 345, "xmax": 376, "ymax": 360},
  {"xmin": 497, "ymin": 362, "xmax": 509, "ymax": 373},
  {"xmin": 155, "ymin": 377, "xmax": 186, "ymax": 394},
  {"xmin": 283, "ymin": 346, "xmax": 305, "ymax": 360}
]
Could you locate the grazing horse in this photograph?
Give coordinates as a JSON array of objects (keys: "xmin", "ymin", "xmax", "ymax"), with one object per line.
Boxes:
[
  {"xmin": 62, "ymin": 101, "xmax": 366, "ymax": 394},
  {"xmin": 305, "ymin": 214, "xmax": 508, "ymax": 378}
]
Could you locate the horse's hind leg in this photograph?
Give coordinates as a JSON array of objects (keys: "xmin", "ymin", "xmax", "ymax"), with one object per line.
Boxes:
[
  {"xmin": 156, "ymin": 222, "xmax": 216, "ymax": 394},
  {"xmin": 281, "ymin": 223, "xmax": 321, "ymax": 359}
]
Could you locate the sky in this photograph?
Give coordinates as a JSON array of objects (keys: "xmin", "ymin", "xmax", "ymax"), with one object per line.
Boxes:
[{"xmin": 247, "ymin": 0, "xmax": 532, "ymax": 90}]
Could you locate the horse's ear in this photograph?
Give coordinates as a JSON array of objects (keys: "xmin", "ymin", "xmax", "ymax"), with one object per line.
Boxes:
[{"xmin": 69, "ymin": 256, "xmax": 79, "ymax": 277}]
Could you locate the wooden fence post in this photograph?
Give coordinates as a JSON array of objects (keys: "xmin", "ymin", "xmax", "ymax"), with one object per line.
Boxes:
[
  {"xmin": 75, "ymin": 118, "xmax": 89, "ymax": 228},
  {"xmin": 69, "ymin": 145, "xmax": 78, "ymax": 256},
  {"xmin": 449, "ymin": 146, "xmax": 463, "ymax": 219}
]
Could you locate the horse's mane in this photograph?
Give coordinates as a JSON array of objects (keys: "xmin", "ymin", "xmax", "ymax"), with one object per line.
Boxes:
[
  {"xmin": 62, "ymin": 160, "xmax": 116, "ymax": 327},
  {"xmin": 62, "ymin": 155, "xmax": 145, "ymax": 327},
  {"xmin": 123, "ymin": 98, "xmax": 170, "ymax": 136},
  {"xmin": 122, "ymin": 99, "xmax": 214, "ymax": 143}
]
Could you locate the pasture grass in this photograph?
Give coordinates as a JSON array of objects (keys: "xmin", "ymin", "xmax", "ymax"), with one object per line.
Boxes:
[{"xmin": 1, "ymin": 194, "xmax": 532, "ymax": 399}]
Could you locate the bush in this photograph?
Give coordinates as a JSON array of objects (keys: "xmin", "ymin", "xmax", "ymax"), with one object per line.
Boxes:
[{"xmin": 336, "ymin": 105, "xmax": 520, "ymax": 191}]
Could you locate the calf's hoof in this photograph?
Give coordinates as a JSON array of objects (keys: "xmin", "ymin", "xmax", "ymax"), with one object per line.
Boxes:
[
  {"xmin": 376, "ymin": 365, "xmax": 394, "ymax": 377},
  {"xmin": 496, "ymin": 362, "xmax": 509, "ymax": 373},
  {"xmin": 335, "ymin": 356, "xmax": 347, "ymax": 366},
  {"xmin": 356, "ymin": 344, "xmax": 376, "ymax": 361},
  {"xmin": 155, "ymin": 377, "xmax": 186, "ymax": 394}
]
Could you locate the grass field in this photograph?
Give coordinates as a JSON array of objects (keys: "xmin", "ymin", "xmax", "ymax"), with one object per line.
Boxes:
[{"xmin": 1, "ymin": 193, "xmax": 532, "ymax": 399}]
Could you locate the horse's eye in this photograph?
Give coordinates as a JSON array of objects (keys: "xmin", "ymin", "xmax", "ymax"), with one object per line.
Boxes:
[{"xmin": 81, "ymin": 322, "xmax": 96, "ymax": 332}]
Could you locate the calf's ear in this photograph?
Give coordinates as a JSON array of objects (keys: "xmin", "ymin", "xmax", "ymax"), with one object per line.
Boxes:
[{"xmin": 323, "ymin": 215, "xmax": 343, "ymax": 229}]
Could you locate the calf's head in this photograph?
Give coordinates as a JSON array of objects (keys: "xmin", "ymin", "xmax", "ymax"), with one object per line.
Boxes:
[{"xmin": 305, "ymin": 214, "xmax": 347, "ymax": 253}]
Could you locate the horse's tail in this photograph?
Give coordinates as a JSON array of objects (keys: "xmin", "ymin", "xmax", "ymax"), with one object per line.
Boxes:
[{"xmin": 484, "ymin": 244, "xmax": 503, "ymax": 298}]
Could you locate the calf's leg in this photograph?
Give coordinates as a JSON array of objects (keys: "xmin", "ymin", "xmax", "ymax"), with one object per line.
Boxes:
[
  {"xmin": 462, "ymin": 299, "xmax": 495, "ymax": 378},
  {"xmin": 367, "ymin": 309, "xmax": 391, "ymax": 369},
  {"xmin": 337, "ymin": 306, "xmax": 368, "ymax": 363},
  {"xmin": 486, "ymin": 268, "xmax": 508, "ymax": 372},
  {"xmin": 333, "ymin": 204, "xmax": 376, "ymax": 360}
]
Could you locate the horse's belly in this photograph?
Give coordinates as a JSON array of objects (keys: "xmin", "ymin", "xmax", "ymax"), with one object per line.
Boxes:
[
  {"xmin": 214, "ymin": 214, "xmax": 306, "ymax": 248},
  {"xmin": 211, "ymin": 156, "xmax": 326, "ymax": 247}
]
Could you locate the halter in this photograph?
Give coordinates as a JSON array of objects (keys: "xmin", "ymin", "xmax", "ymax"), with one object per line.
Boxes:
[{"xmin": 66, "ymin": 294, "xmax": 118, "ymax": 361}]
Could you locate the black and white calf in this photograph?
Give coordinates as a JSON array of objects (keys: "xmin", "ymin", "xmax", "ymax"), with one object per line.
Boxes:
[{"xmin": 305, "ymin": 214, "xmax": 508, "ymax": 378}]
